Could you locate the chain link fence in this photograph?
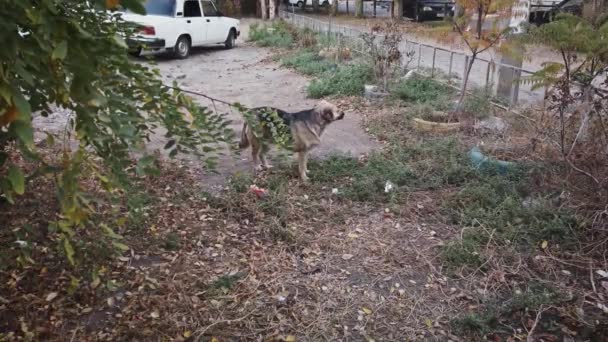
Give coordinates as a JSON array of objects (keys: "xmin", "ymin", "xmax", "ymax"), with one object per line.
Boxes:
[{"xmin": 279, "ymin": 9, "xmax": 546, "ymax": 108}]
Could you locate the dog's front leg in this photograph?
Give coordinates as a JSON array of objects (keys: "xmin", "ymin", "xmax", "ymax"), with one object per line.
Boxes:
[
  {"xmin": 297, "ymin": 151, "xmax": 309, "ymax": 182},
  {"xmin": 252, "ymin": 145, "xmax": 263, "ymax": 172}
]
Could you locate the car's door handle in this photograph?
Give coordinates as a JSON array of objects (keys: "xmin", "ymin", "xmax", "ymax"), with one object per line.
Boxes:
[
  {"xmin": 206, "ymin": 19, "xmax": 210, "ymax": 22},
  {"xmin": 187, "ymin": 20, "xmax": 191, "ymax": 23}
]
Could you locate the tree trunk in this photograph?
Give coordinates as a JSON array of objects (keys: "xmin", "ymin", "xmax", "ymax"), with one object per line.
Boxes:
[
  {"xmin": 260, "ymin": 0, "xmax": 268, "ymax": 19},
  {"xmin": 312, "ymin": 0, "xmax": 319, "ymax": 12},
  {"xmin": 269, "ymin": 0, "xmax": 276, "ymax": 19},
  {"xmin": 393, "ymin": 0, "xmax": 402, "ymax": 19},
  {"xmin": 455, "ymin": 54, "xmax": 477, "ymax": 113},
  {"xmin": 331, "ymin": 0, "xmax": 338, "ymax": 15},
  {"xmin": 355, "ymin": 0, "xmax": 363, "ymax": 17}
]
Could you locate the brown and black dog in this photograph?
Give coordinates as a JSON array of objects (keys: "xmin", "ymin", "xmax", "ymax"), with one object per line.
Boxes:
[{"xmin": 239, "ymin": 100, "xmax": 345, "ymax": 182}]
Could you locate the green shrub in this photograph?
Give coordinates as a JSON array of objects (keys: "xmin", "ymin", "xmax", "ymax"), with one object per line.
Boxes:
[
  {"xmin": 462, "ymin": 87, "xmax": 494, "ymax": 119},
  {"xmin": 442, "ymin": 172, "xmax": 579, "ymax": 269},
  {"xmin": 307, "ymin": 64, "xmax": 373, "ymax": 98},
  {"xmin": 392, "ymin": 75, "xmax": 453, "ymax": 108},
  {"xmin": 281, "ymin": 50, "xmax": 335, "ymax": 76}
]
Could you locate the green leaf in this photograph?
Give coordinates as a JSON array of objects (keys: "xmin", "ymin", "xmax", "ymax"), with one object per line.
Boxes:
[
  {"xmin": 63, "ymin": 237, "xmax": 75, "ymax": 266},
  {"xmin": 52, "ymin": 41, "xmax": 68, "ymax": 60},
  {"xmin": 11, "ymin": 122, "xmax": 34, "ymax": 147},
  {"xmin": 7, "ymin": 165, "xmax": 25, "ymax": 195},
  {"xmin": 113, "ymin": 35, "xmax": 128, "ymax": 49},
  {"xmin": 12, "ymin": 92, "xmax": 31, "ymax": 121},
  {"xmin": 112, "ymin": 241, "xmax": 130, "ymax": 252},
  {"xmin": 101, "ymin": 224, "xmax": 123, "ymax": 239}
]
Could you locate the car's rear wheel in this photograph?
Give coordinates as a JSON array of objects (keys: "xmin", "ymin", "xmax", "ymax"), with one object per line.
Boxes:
[
  {"xmin": 173, "ymin": 35, "xmax": 191, "ymax": 59},
  {"xmin": 297, "ymin": 1, "xmax": 304, "ymax": 7},
  {"xmin": 129, "ymin": 47, "xmax": 142, "ymax": 58},
  {"xmin": 225, "ymin": 29, "xmax": 236, "ymax": 49}
]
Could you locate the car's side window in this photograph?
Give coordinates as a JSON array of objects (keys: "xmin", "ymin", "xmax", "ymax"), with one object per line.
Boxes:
[
  {"xmin": 200, "ymin": 1, "xmax": 220, "ymax": 16},
  {"xmin": 184, "ymin": 0, "xmax": 202, "ymax": 17}
]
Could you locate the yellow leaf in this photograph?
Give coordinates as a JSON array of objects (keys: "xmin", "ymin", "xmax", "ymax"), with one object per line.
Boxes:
[
  {"xmin": 285, "ymin": 335, "xmax": 296, "ymax": 342},
  {"xmin": 105, "ymin": 0, "xmax": 120, "ymax": 9},
  {"xmin": 362, "ymin": 307, "xmax": 372, "ymax": 315},
  {"xmin": 211, "ymin": 338, "xmax": 220, "ymax": 342},
  {"xmin": 541, "ymin": 240, "xmax": 548, "ymax": 249},
  {"xmin": 424, "ymin": 318, "xmax": 433, "ymax": 329},
  {"xmin": 183, "ymin": 331, "xmax": 192, "ymax": 338}
]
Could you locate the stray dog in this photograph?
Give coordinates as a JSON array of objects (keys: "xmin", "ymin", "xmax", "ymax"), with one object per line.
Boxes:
[{"xmin": 239, "ymin": 100, "xmax": 345, "ymax": 182}]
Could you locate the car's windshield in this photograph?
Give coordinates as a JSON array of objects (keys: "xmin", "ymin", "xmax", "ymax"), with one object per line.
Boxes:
[{"xmin": 125, "ymin": 0, "xmax": 176, "ymax": 16}]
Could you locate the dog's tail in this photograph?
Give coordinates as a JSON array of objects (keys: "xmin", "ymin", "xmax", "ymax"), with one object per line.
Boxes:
[{"xmin": 238, "ymin": 122, "xmax": 250, "ymax": 149}]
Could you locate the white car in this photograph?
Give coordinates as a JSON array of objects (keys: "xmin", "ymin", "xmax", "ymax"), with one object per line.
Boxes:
[
  {"xmin": 122, "ymin": 0, "xmax": 240, "ymax": 59},
  {"xmin": 288, "ymin": 0, "xmax": 333, "ymax": 8}
]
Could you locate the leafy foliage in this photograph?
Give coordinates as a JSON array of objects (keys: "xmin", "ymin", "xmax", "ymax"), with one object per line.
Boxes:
[
  {"xmin": 524, "ymin": 14, "xmax": 608, "ymax": 207},
  {"xmin": 0, "ymin": 0, "xmax": 232, "ymax": 263},
  {"xmin": 446, "ymin": 0, "xmax": 518, "ymax": 112}
]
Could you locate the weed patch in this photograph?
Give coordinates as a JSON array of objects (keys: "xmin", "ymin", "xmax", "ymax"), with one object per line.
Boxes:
[
  {"xmin": 462, "ymin": 87, "xmax": 494, "ymax": 119},
  {"xmin": 307, "ymin": 64, "xmax": 373, "ymax": 98},
  {"xmin": 451, "ymin": 283, "xmax": 567, "ymax": 337},
  {"xmin": 442, "ymin": 173, "xmax": 579, "ymax": 269},
  {"xmin": 281, "ymin": 50, "xmax": 336, "ymax": 76},
  {"xmin": 392, "ymin": 75, "xmax": 453, "ymax": 109},
  {"xmin": 249, "ymin": 21, "xmax": 295, "ymax": 48}
]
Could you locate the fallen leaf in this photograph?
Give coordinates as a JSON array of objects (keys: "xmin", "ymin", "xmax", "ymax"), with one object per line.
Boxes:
[
  {"xmin": 45, "ymin": 292, "xmax": 58, "ymax": 302},
  {"xmin": 596, "ymin": 270, "xmax": 608, "ymax": 278},
  {"xmin": 362, "ymin": 307, "xmax": 372, "ymax": 315},
  {"xmin": 211, "ymin": 338, "xmax": 219, "ymax": 342},
  {"xmin": 184, "ymin": 331, "xmax": 192, "ymax": 338},
  {"xmin": 285, "ymin": 335, "xmax": 296, "ymax": 342},
  {"xmin": 541, "ymin": 240, "xmax": 548, "ymax": 249},
  {"xmin": 342, "ymin": 254, "xmax": 353, "ymax": 260},
  {"xmin": 150, "ymin": 311, "xmax": 160, "ymax": 319},
  {"xmin": 424, "ymin": 318, "xmax": 433, "ymax": 329}
]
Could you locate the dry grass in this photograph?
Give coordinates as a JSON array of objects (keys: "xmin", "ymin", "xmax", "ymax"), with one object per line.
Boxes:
[{"xmin": 2, "ymin": 100, "xmax": 608, "ymax": 341}]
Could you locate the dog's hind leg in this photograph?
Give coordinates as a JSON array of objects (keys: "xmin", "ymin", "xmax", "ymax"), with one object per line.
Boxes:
[
  {"xmin": 259, "ymin": 144, "xmax": 272, "ymax": 169},
  {"xmin": 297, "ymin": 152, "xmax": 309, "ymax": 182},
  {"xmin": 251, "ymin": 142, "xmax": 263, "ymax": 172}
]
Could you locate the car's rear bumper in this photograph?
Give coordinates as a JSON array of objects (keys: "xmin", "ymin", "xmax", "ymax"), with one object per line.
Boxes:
[{"xmin": 127, "ymin": 37, "xmax": 166, "ymax": 51}]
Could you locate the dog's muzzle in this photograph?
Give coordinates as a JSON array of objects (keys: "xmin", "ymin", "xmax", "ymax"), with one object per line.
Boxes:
[{"xmin": 337, "ymin": 112, "xmax": 345, "ymax": 120}]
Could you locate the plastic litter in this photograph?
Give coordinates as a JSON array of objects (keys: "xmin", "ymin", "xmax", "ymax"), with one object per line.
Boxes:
[{"xmin": 249, "ymin": 185, "xmax": 268, "ymax": 198}]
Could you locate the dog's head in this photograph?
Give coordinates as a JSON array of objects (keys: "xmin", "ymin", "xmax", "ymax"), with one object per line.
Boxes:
[{"xmin": 315, "ymin": 100, "xmax": 345, "ymax": 123}]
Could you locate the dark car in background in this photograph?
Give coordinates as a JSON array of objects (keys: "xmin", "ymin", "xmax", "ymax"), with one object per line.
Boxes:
[{"xmin": 403, "ymin": 0, "xmax": 455, "ymax": 22}]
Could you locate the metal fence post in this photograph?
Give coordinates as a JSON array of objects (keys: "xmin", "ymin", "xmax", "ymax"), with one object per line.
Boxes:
[
  {"xmin": 448, "ymin": 51, "xmax": 454, "ymax": 84},
  {"xmin": 485, "ymin": 60, "xmax": 491, "ymax": 89},
  {"xmin": 511, "ymin": 67, "xmax": 521, "ymax": 107},
  {"xmin": 417, "ymin": 43, "xmax": 422, "ymax": 70},
  {"xmin": 431, "ymin": 47, "xmax": 437, "ymax": 78}
]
